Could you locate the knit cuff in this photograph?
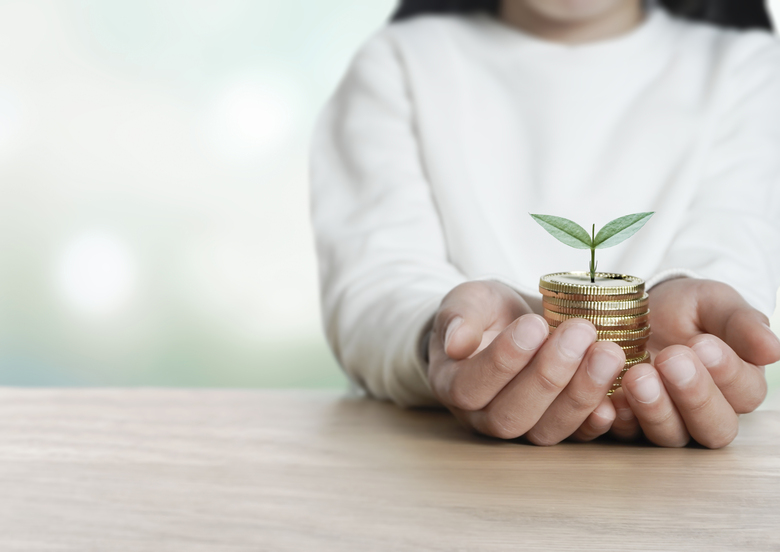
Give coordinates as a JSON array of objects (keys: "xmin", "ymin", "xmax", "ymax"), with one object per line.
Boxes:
[{"xmin": 645, "ymin": 268, "xmax": 702, "ymax": 292}]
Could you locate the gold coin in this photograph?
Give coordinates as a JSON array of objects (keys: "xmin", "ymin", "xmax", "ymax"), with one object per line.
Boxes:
[
  {"xmin": 544, "ymin": 309, "xmax": 650, "ymax": 327},
  {"xmin": 542, "ymin": 294, "xmax": 649, "ymax": 314},
  {"xmin": 626, "ymin": 350, "xmax": 651, "ymax": 365},
  {"xmin": 625, "ymin": 349, "xmax": 650, "ymax": 362},
  {"xmin": 548, "ymin": 320, "xmax": 648, "ymax": 332},
  {"xmin": 540, "ymin": 288, "xmax": 646, "ymax": 302},
  {"xmin": 607, "ymin": 351, "xmax": 652, "ymax": 395},
  {"xmin": 542, "ymin": 303, "xmax": 650, "ymax": 317},
  {"xmin": 609, "ymin": 336, "xmax": 650, "ymax": 348},
  {"xmin": 594, "ymin": 327, "xmax": 651, "ymax": 340},
  {"xmin": 620, "ymin": 344, "xmax": 646, "ymax": 355},
  {"xmin": 539, "ymin": 272, "xmax": 644, "ymax": 299},
  {"xmin": 547, "ymin": 326, "xmax": 651, "ymax": 342},
  {"xmin": 543, "ymin": 304, "xmax": 650, "ymax": 317}
]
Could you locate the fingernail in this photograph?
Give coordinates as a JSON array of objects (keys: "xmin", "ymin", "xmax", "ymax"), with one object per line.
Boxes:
[
  {"xmin": 691, "ymin": 339, "xmax": 723, "ymax": 368},
  {"xmin": 616, "ymin": 407, "xmax": 635, "ymax": 421},
  {"xmin": 444, "ymin": 316, "xmax": 463, "ymax": 352},
  {"xmin": 557, "ymin": 323, "xmax": 596, "ymax": 359},
  {"xmin": 586, "ymin": 349, "xmax": 623, "ymax": 386},
  {"xmin": 630, "ymin": 373, "xmax": 661, "ymax": 403},
  {"xmin": 512, "ymin": 316, "xmax": 548, "ymax": 351},
  {"xmin": 658, "ymin": 353, "xmax": 697, "ymax": 386}
]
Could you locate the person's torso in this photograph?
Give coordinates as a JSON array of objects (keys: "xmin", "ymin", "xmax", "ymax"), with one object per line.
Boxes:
[{"xmin": 380, "ymin": 7, "xmax": 775, "ymax": 298}]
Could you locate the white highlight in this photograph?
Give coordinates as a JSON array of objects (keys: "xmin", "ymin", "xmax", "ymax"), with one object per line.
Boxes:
[
  {"xmin": 56, "ymin": 232, "xmax": 137, "ymax": 316},
  {"xmin": 205, "ymin": 75, "xmax": 301, "ymax": 163},
  {"xmin": 770, "ymin": 0, "xmax": 780, "ymax": 27}
]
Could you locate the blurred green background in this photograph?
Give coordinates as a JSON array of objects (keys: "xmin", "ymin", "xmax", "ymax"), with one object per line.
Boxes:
[
  {"xmin": 0, "ymin": 0, "xmax": 401, "ymax": 390},
  {"xmin": 0, "ymin": 0, "xmax": 778, "ymax": 406}
]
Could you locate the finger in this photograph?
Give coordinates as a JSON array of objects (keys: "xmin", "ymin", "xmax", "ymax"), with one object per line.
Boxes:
[
  {"xmin": 688, "ymin": 334, "xmax": 767, "ymax": 414},
  {"xmin": 433, "ymin": 281, "xmax": 528, "ymax": 360},
  {"xmin": 654, "ymin": 345, "xmax": 739, "ymax": 449},
  {"xmin": 467, "ymin": 319, "xmax": 597, "ymax": 440},
  {"xmin": 525, "ymin": 341, "xmax": 624, "ymax": 445},
  {"xmin": 722, "ymin": 309, "xmax": 780, "ymax": 367},
  {"xmin": 569, "ymin": 395, "xmax": 617, "ymax": 442},
  {"xmin": 470, "ymin": 330, "xmax": 501, "ymax": 359},
  {"xmin": 622, "ymin": 363, "xmax": 690, "ymax": 447},
  {"xmin": 431, "ymin": 314, "xmax": 549, "ymax": 412},
  {"xmin": 696, "ymin": 282, "xmax": 780, "ymax": 367},
  {"xmin": 606, "ymin": 387, "xmax": 641, "ymax": 441}
]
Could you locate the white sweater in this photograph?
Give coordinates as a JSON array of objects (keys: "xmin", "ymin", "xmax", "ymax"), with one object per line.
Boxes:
[{"xmin": 309, "ymin": 6, "xmax": 780, "ymax": 407}]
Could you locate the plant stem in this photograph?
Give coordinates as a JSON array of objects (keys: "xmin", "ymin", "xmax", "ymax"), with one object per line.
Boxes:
[{"xmin": 590, "ymin": 224, "xmax": 596, "ymax": 283}]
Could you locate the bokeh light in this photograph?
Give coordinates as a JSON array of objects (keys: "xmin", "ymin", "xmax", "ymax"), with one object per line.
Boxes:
[
  {"xmin": 0, "ymin": 0, "xmax": 396, "ymax": 388},
  {"xmin": 55, "ymin": 232, "xmax": 137, "ymax": 316},
  {"xmin": 0, "ymin": 0, "xmax": 777, "ymax": 402},
  {"xmin": 204, "ymin": 73, "xmax": 303, "ymax": 164}
]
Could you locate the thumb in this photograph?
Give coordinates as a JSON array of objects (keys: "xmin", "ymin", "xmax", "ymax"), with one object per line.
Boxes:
[
  {"xmin": 697, "ymin": 282, "xmax": 780, "ymax": 367},
  {"xmin": 723, "ymin": 308, "xmax": 780, "ymax": 367},
  {"xmin": 433, "ymin": 281, "xmax": 529, "ymax": 360}
]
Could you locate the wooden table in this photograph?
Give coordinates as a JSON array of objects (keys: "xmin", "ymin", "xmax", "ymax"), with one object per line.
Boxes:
[{"xmin": 0, "ymin": 389, "xmax": 778, "ymax": 551}]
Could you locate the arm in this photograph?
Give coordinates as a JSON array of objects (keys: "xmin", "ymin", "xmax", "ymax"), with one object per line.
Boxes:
[
  {"xmin": 310, "ymin": 32, "xmax": 467, "ymax": 407},
  {"xmin": 644, "ymin": 37, "xmax": 780, "ymax": 314},
  {"xmin": 311, "ymin": 33, "xmax": 628, "ymax": 445},
  {"xmin": 608, "ymin": 38, "xmax": 780, "ymax": 447}
]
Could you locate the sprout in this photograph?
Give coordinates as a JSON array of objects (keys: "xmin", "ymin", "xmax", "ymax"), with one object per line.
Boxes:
[{"xmin": 530, "ymin": 212, "xmax": 655, "ymax": 283}]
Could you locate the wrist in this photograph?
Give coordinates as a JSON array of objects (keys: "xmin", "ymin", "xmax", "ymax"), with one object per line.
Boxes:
[{"xmin": 646, "ymin": 268, "xmax": 700, "ymax": 293}]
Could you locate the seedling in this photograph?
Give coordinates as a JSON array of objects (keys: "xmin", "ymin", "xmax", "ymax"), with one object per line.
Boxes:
[{"xmin": 530, "ymin": 212, "xmax": 654, "ymax": 283}]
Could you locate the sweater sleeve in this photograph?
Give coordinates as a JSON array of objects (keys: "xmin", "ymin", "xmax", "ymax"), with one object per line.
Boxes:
[
  {"xmin": 645, "ymin": 37, "xmax": 780, "ymax": 317},
  {"xmin": 309, "ymin": 32, "xmax": 468, "ymax": 407}
]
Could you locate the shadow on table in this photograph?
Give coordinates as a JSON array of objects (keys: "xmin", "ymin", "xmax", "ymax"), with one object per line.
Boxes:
[{"xmin": 324, "ymin": 394, "xmax": 663, "ymax": 449}]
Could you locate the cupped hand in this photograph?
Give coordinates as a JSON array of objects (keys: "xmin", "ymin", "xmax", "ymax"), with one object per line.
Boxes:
[
  {"xmin": 609, "ymin": 278, "xmax": 780, "ymax": 448},
  {"xmin": 427, "ymin": 280, "xmax": 626, "ymax": 445}
]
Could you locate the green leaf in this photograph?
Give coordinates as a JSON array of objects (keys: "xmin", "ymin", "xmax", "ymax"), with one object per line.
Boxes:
[
  {"xmin": 530, "ymin": 214, "xmax": 592, "ymax": 250},
  {"xmin": 593, "ymin": 212, "xmax": 654, "ymax": 249}
]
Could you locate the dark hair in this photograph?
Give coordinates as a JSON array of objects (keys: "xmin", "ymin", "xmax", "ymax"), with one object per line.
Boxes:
[{"xmin": 391, "ymin": 0, "xmax": 774, "ymax": 31}]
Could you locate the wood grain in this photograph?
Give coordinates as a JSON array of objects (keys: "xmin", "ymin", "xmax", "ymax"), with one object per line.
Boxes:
[{"xmin": 0, "ymin": 388, "xmax": 778, "ymax": 551}]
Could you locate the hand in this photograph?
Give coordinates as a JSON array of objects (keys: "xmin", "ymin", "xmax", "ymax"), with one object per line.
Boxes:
[
  {"xmin": 609, "ymin": 278, "xmax": 780, "ymax": 448},
  {"xmin": 427, "ymin": 280, "xmax": 626, "ymax": 445}
]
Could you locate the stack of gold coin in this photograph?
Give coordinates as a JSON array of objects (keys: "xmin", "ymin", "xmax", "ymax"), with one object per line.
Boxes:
[{"xmin": 539, "ymin": 272, "xmax": 651, "ymax": 395}]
